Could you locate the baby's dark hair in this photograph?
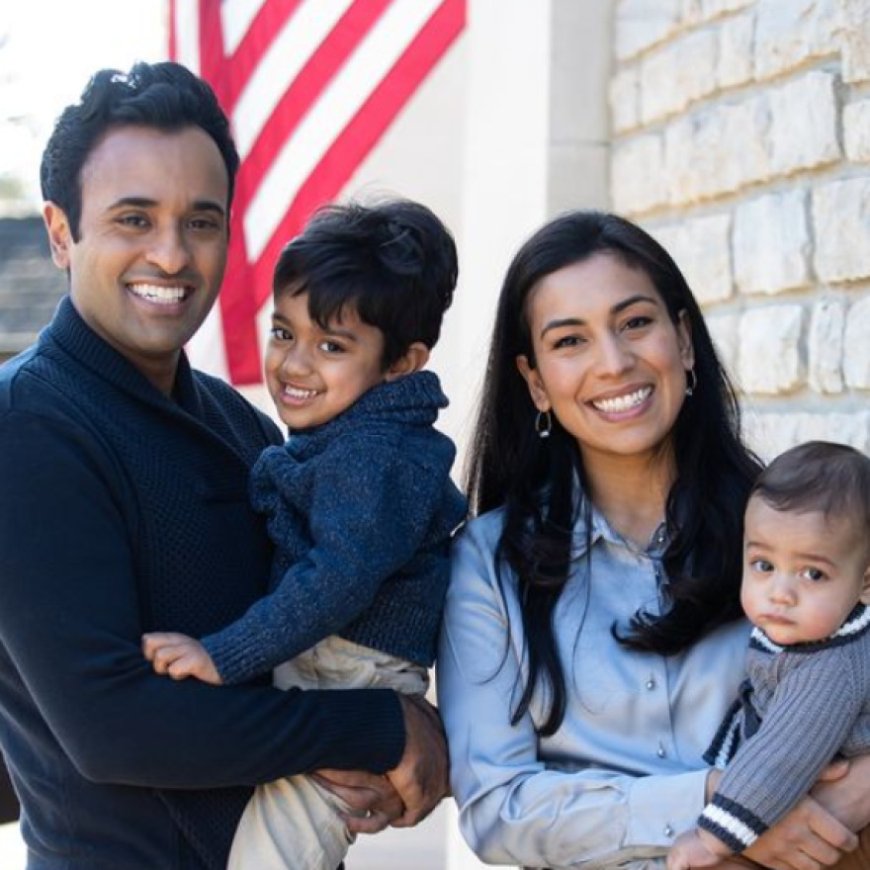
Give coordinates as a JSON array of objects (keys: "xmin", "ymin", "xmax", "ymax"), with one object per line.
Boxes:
[
  {"xmin": 272, "ymin": 199, "xmax": 458, "ymax": 368},
  {"xmin": 751, "ymin": 441, "xmax": 870, "ymax": 533}
]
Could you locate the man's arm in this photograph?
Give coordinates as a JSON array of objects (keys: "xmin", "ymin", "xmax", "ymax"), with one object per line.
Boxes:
[{"xmin": 0, "ymin": 408, "xmax": 404, "ymax": 788}]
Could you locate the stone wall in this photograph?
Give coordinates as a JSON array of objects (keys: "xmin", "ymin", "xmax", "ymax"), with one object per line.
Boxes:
[{"xmin": 609, "ymin": 0, "xmax": 870, "ymax": 459}]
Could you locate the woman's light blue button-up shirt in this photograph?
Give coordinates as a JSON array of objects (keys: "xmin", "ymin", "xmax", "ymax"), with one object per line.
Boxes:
[{"xmin": 438, "ymin": 505, "xmax": 750, "ymax": 869}]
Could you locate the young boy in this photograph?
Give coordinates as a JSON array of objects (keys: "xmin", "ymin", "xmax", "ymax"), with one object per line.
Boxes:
[
  {"xmin": 667, "ymin": 441, "xmax": 870, "ymax": 870},
  {"xmin": 142, "ymin": 199, "xmax": 467, "ymax": 870}
]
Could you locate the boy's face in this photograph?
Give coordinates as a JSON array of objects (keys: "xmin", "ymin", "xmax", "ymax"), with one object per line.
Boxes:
[
  {"xmin": 264, "ymin": 290, "xmax": 388, "ymax": 430},
  {"xmin": 740, "ymin": 494, "xmax": 870, "ymax": 646}
]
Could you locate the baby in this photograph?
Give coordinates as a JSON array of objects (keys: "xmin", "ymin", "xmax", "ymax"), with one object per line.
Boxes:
[{"xmin": 668, "ymin": 441, "xmax": 870, "ymax": 869}]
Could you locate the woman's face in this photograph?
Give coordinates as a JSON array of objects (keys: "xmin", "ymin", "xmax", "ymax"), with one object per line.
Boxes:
[{"xmin": 517, "ymin": 252, "xmax": 694, "ymax": 468}]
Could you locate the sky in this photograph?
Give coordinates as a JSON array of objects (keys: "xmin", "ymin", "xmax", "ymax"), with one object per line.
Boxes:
[{"xmin": 0, "ymin": 0, "xmax": 167, "ymax": 214}]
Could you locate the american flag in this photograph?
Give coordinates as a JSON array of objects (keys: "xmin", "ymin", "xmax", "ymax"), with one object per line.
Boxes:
[{"xmin": 168, "ymin": 0, "xmax": 466, "ymax": 385}]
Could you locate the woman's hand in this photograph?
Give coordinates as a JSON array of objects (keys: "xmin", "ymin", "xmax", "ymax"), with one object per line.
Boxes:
[
  {"xmin": 811, "ymin": 756, "xmax": 870, "ymax": 833},
  {"xmin": 740, "ymin": 764, "xmax": 859, "ymax": 870}
]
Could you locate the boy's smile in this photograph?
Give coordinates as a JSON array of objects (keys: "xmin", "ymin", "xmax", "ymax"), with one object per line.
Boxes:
[{"xmin": 265, "ymin": 290, "xmax": 389, "ymax": 430}]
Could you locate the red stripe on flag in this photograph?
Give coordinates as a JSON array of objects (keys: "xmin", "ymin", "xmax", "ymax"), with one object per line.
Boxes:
[
  {"xmin": 234, "ymin": 0, "xmax": 392, "ymax": 215},
  {"xmin": 249, "ymin": 0, "xmax": 466, "ymax": 307},
  {"xmin": 197, "ymin": 3, "xmax": 262, "ymax": 383},
  {"xmin": 221, "ymin": 0, "xmax": 303, "ymax": 111},
  {"xmin": 171, "ymin": 0, "xmax": 466, "ymax": 384}
]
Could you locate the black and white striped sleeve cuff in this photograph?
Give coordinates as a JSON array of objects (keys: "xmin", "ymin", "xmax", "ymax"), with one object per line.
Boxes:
[{"xmin": 698, "ymin": 795, "xmax": 767, "ymax": 853}]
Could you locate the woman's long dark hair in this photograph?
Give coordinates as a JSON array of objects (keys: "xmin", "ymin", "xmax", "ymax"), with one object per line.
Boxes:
[{"xmin": 465, "ymin": 211, "xmax": 762, "ymax": 735}]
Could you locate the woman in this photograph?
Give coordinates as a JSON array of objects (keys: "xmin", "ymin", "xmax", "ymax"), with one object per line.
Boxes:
[{"xmin": 437, "ymin": 211, "xmax": 870, "ymax": 870}]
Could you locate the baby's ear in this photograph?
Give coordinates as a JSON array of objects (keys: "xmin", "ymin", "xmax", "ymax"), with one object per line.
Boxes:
[{"xmin": 384, "ymin": 342, "xmax": 429, "ymax": 381}]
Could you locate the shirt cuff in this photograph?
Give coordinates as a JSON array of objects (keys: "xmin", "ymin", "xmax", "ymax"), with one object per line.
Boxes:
[{"xmin": 626, "ymin": 768, "xmax": 708, "ymax": 848}]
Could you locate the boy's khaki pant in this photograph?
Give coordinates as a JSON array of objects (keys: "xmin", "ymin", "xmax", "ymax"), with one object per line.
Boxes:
[{"xmin": 227, "ymin": 636, "xmax": 428, "ymax": 870}]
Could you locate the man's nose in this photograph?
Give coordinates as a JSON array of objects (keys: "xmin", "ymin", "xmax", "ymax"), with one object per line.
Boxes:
[{"xmin": 146, "ymin": 225, "xmax": 191, "ymax": 275}]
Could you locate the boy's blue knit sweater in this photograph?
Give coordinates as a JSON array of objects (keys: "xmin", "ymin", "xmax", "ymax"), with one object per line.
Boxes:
[{"xmin": 203, "ymin": 371, "xmax": 467, "ymax": 683}]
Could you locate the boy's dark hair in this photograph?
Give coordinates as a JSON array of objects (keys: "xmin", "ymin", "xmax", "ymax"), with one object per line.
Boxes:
[
  {"xmin": 752, "ymin": 441, "xmax": 870, "ymax": 532},
  {"xmin": 40, "ymin": 61, "xmax": 239, "ymax": 241},
  {"xmin": 272, "ymin": 200, "xmax": 458, "ymax": 368}
]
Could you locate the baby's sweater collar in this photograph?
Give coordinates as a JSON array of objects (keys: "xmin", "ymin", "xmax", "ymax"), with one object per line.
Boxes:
[{"xmin": 750, "ymin": 602, "xmax": 870, "ymax": 655}]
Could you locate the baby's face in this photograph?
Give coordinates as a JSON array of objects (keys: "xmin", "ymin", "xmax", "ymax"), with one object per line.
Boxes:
[
  {"xmin": 264, "ymin": 290, "xmax": 387, "ymax": 430},
  {"xmin": 740, "ymin": 495, "xmax": 870, "ymax": 646}
]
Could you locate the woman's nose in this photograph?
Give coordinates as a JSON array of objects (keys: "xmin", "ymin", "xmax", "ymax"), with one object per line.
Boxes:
[{"xmin": 596, "ymin": 333, "xmax": 633, "ymax": 376}]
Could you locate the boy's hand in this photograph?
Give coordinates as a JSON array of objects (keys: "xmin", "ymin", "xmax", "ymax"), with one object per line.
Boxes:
[
  {"xmin": 141, "ymin": 632, "xmax": 223, "ymax": 685},
  {"xmin": 668, "ymin": 829, "xmax": 731, "ymax": 870}
]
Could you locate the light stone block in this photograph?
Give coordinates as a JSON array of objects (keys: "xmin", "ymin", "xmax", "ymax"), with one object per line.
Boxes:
[
  {"xmin": 813, "ymin": 178, "xmax": 870, "ymax": 283},
  {"xmin": 808, "ymin": 298, "xmax": 845, "ymax": 393},
  {"xmin": 640, "ymin": 29, "xmax": 717, "ymax": 123},
  {"xmin": 844, "ymin": 100, "xmax": 870, "ymax": 163},
  {"xmin": 738, "ymin": 305, "xmax": 804, "ymax": 394},
  {"xmin": 733, "ymin": 191, "xmax": 811, "ymax": 295},
  {"xmin": 615, "ymin": 0, "xmax": 681, "ymax": 60},
  {"xmin": 664, "ymin": 98, "xmax": 771, "ymax": 204},
  {"xmin": 768, "ymin": 71, "xmax": 840, "ymax": 176},
  {"xmin": 837, "ymin": 0, "xmax": 870, "ymax": 83},
  {"xmin": 844, "ymin": 296, "xmax": 870, "ymax": 388},
  {"xmin": 754, "ymin": 0, "xmax": 842, "ymax": 81},
  {"xmin": 717, "ymin": 13, "xmax": 754, "ymax": 89},
  {"xmin": 611, "ymin": 135, "xmax": 666, "ymax": 214},
  {"xmin": 744, "ymin": 411, "xmax": 870, "ymax": 459},
  {"xmin": 701, "ymin": 0, "xmax": 754, "ymax": 19},
  {"xmin": 705, "ymin": 312, "xmax": 741, "ymax": 385},
  {"xmin": 649, "ymin": 213, "xmax": 733, "ymax": 304},
  {"xmin": 610, "ymin": 67, "xmax": 640, "ymax": 134}
]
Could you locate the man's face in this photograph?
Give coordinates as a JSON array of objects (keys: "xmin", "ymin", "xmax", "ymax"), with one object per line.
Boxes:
[{"xmin": 44, "ymin": 125, "xmax": 229, "ymax": 393}]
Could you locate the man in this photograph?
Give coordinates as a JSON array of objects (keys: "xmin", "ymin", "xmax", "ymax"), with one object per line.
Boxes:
[{"xmin": 0, "ymin": 62, "xmax": 446, "ymax": 869}]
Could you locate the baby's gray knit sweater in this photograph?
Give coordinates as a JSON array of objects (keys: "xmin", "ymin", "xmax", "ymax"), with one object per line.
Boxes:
[{"xmin": 699, "ymin": 603, "xmax": 870, "ymax": 853}]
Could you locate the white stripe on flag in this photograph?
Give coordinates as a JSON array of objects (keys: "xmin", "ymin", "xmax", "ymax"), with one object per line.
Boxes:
[
  {"xmin": 221, "ymin": 0, "xmax": 267, "ymax": 56},
  {"xmin": 186, "ymin": 299, "xmax": 230, "ymax": 380},
  {"xmin": 243, "ymin": 0, "xmax": 443, "ymax": 262},
  {"xmin": 173, "ymin": 0, "xmax": 202, "ymax": 74},
  {"xmin": 232, "ymin": 0, "xmax": 356, "ymax": 160}
]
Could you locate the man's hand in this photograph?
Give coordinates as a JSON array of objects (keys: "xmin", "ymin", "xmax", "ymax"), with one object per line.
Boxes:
[
  {"xmin": 385, "ymin": 694, "xmax": 449, "ymax": 827},
  {"xmin": 313, "ymin": 694, "xmax": 449, "ymax": 835},
  {"xmin": 312, "ymin": 770, "xmax": 403, "ymax": 835},
  {"xmin": 141, "ymin": 632, "xmax": 222, "ymax": 685}
]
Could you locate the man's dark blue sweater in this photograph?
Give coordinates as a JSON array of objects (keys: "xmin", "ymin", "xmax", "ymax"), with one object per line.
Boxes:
[{"xmin": 0, "ymin": 298, "xmax": 404, "ymax": 869}]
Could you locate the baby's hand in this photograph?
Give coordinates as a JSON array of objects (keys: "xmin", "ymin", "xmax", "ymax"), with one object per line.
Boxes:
[
  {"xmin": 668, "ymin": 829, "xmax": 730, "ymax": 870},
  {"xmin": 142, "ymin": 632, "xmax": 223, "ymax": 685}
]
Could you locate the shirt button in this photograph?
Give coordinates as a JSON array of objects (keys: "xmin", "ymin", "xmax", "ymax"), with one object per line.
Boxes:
[
  {"xmin": 646, "ymin": 677, "xmax": 656, "ymax": 690},
  {"xmin": 657, "ymin": 743, "xmax": 667, "ymax": 758},
  {"xmin": 664, "ymin": 824, "xmax": 674, "ymax": 838}
]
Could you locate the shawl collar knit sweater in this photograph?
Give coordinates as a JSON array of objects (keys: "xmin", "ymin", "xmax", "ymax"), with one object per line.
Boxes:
[
  {"xmin": 0, "ymin": 297, "xmax": 404, "ymax": 869},
  {"xmin": 203, "ymin": 371, "xmax": 468, "ymax": 684}
]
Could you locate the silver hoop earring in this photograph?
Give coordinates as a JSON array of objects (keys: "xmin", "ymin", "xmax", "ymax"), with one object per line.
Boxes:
[
  {"xmin": 685, "ymin": 367, "xmax": 698, "ymax": 397},
  {"xmin": 535, "ymin": 410, "xmax": 552, "ymax": 439}
]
